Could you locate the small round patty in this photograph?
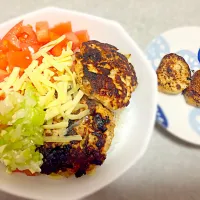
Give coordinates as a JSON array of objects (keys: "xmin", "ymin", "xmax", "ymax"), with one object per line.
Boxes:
[
  {"xmin": 183, "ymin": 70, "xmax": 200, "ymax": 107},
  {"xmin": 156, "ymin": 53, "xmax": 191, "ymax": 94},
  {"xmin": 75, "ymin": 40, "xmax": 138, "ymax": 110}
]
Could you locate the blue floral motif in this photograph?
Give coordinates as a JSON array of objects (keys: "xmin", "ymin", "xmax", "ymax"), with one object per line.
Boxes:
[
  {"xmin": 198, "ymin": 48, "xmax": 200, "ymax": 63},
  {"xmin": 146, "ymin": 36, "xmax": 170, "ymax": 70},
  {"xmin": 156, "ymin": 105, "xmax": 168, "ymax": 128},
  {"xmin": 189, "ymin": 108, "xmax": 200, "ymax": 135},
  {"xmin": 146, "ymin": 36, "xmax": 169, "ymax": 127},
  {"xmin": 176, "ymin": 50, "xmax": 200, "ymax": 70},
  {"xmin": 146, "ymin": 36, "xmax": 200, "ymax": 130}
]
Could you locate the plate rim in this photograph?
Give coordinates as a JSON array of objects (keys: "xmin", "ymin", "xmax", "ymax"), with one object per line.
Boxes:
[
  {"xmin": 0, "ymin": 6, "xmax": 158, "ymax": 200},
  {"xmin": 146, "ymin": 25, "xmax": 200, "ymax": 146}
]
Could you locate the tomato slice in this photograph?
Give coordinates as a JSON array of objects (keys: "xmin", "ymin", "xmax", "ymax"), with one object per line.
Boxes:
[
  {"xmin": 19, "ymin": 25, "xmax": 38, "ymax": 44},
  {"xmin": 50, "ymin": 22, "xmax": 72, "ymax": 35},
  {"xmin": 49, "ymin": 31, "xmax": 60, "ymax": 41},
  {"xmin": 75, "ymin": 30, "xmax": 89, "ymax": 44},
  {"xmin": 3, "ymin": 21, "xmax": 23, "ymax": 39},
  {"xmin": 1, "ymin": 21, "xmax": 23, "ymax": 51},
  {"xmin": 65, "ymin": 32, "xmax": 80, "ymax": 49},
  {"xmin": 7, "ymin": 50, "xmax": 32, "ymax": 70},
  {"xmin": 0, "ymin": 38, "xmax": 21, "ymax": 52},
  {"xmin": 0, "ymin": 22, "xmax": 41, "ymax": 53},
  {"xmin": 50, "ymin": 32, "xmax": 80, "ymax": 55},
  {"xmin": 20, "ymin": 43, "xmax": 41, "ymax": 54},
  {"xmin": 20, "ymin": 25, "xmax": 35, "ymax": 36},
  {"xmin": 0, "ymin": 124, "xmax": 8, "ymax": 128},
  {"xmin": 18, "ymin": 25, "xmax": 40, "ymax": 53},
  {"xmin": 0, "ymin": 52, "xmax": 8, "ymax": 70},
  {"xmin": 51, "ymin": 44, "xmax": 63, "ymax": 57},
  {"xmin": 37, "ymin": 56, "xmax": 43, "ymax": 65},
  {"xmin": 13, "ymin": 169, "xmax": 36, "ymax": 176},
  {"xmin": 0, "ymin": 40, "xmax": 8, "ymax": 52},
  {"xmin": 36, "ymin": 21, "xmax": 50, "ymax": 43},
  {"xmin": 0, "ymin": 69, "xmax": 9, "ymax": 82},
  {"xmin": 50, "ymin": 38, "xmax": 68, "ymax": 57},
  {"xmin": 49, "ymin": 31, "xmax": 68, "ymax": 56}
]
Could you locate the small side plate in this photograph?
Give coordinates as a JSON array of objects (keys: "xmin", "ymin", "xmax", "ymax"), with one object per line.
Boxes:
[{"xmin": 146, "ymin": 26, "xmax": 200, "ymax": 145}]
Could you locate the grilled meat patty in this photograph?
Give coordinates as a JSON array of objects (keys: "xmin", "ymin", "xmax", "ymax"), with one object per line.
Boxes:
[
  {"xmin": 183, "ymin": 70, "xmax": 200, "ymax": 107},
  {"xmin": 75, "ymin": 40, "xmax": 138, "ymax": 110},
  {"xmin": 156, "ymin": 53, "xmax": 191, "ymax": 94},
  {"xmin": 37, "ymin": 96, "xmax": 115, "ymax": 177}
]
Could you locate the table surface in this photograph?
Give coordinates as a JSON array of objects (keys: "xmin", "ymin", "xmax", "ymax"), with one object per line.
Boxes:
[{"xmin": 1, "ymin": 0, "xmax": 200, "ymax": 199}]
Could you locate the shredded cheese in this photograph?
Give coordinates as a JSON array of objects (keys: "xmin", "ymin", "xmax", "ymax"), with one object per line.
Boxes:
[
  {"xmin": 32, "ymin": 35, "xmax": 66, "ymax": 60},
  {"xmin": 44, "ymin": 135, "xmax": 82, "ymax": 143},
  {"xmin": 0, "ymin": 37, "xmax": 90, "ymax": 143},
  {"xmin": 2, "ymin": 67, "xmax": 20, "ymax": 91},
  {"xmin": 43, "ymin": 122, "xmax": 69, "ymax": 129}
]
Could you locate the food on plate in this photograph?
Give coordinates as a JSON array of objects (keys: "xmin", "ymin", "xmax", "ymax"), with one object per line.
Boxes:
[
  {"xmin": 38, "ymin": 96, "xmax": 115, "ymax": 177},
  {"xmin": 156, "ymin": 53, "xmax": 191, "ymax": 94},
  {"xmin": 183, "ymin": 70, "xmax": 200, "ymax": 107},
  {"xmin": 75, "ymin": 40, "xmax": 138, "ymax": 110},
  {"xmin": 0, "ymin": 20, "xmax": 138, "ymax": 177}
]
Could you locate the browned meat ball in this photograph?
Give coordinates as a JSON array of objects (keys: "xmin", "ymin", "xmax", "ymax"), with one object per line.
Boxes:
[
  {"xmin": 37, "ymin": 96, "xmax": 115, "ymax": 177},
  {"xmin": 156, "ymin": 53, "xmax": 191, "ymax": 94},
  {"xmin": 75, "ymin": 40, "xmax": 138, "ymax": 110},
  {"xmin": 183, "ymin": 70, "xmax": 200, "ymax": 107}
]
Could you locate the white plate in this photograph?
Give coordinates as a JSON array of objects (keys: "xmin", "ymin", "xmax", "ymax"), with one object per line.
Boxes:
[
  {"xmin": 0, "ymin": 7, "xmax": 157, "ymax": 200},
  {"xmin": 146, "ymin": 26, "xmax": 200, "ymax": 145}
]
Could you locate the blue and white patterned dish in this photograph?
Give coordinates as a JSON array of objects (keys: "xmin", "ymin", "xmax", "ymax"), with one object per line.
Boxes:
[{"xmin": 146, "ymin": 27, "xmax": 200, "ymax": 145}]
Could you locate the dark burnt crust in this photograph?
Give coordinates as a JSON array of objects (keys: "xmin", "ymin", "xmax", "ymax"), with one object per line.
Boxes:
[
  {"xmin": 38, "ymin": 142, "xmax": 106, "ymax": 178},
  {"xmin": 83, "ymin": 65, "xmax": 120, "ymax": 97},
  {"xmin": 37, "ymin": 97, "xmax": 113, "ymax": 178},
  {"xmin": 76, "ymin": 40, "xmax": 137, "ymax": 109}
]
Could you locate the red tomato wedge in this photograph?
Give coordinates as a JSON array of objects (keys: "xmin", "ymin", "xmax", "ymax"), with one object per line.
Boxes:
[
  {"xmin": 51, "ymin": 44, "xmax": 63, "ymax": 57},
  {"xmin": 75, "ymin": 30, "xmax": 90, "ymax": 43},
  {"xmin": 0, "ymin": 21, "xmax": 41, "ymax": 53},
  {"xmin": 0, "ymin": 124, "xmax": 8, "ymax": 128},
  {"xmin": 65, "ymin": 32, "xmax": 80, "ymax": 49},
  {"xmin": 7, "ymin": 51, "xmax": 32, "ymax": 70},
  {"xmin": 3, "ymin": 21, "xmax": 23, "ymax": 39},
  {"xmin": 0, "ymin": 69, "xmax": 9, "ymax": 82},
  {"xmin": 19, "ymin": 25, "xmax": 38, "ymax": 44},
  {"xmin": 0, "ymin": 21, "xmax": 23, "ymax": 51},
  {"xmin": 0, "ymin": 52, "xmax": 8, "ymax": 70},
  {"xmin": 0, "ymin": 20, "xmax": 90, "ymax": 76},
  {"xmin": 49, "ymin": 31, "xmax": 60, "ymax": 41},
  {"xmin": 50, "ymin": 22, "xmax": 72, "ymax": 35},
  {"xmin": 0, "ymin": 94, "xmax": 5, "ymax": 101},
  {"xmin": 51, "ymin": 32, "xmax": 80, "ymax": 56},
  {"xmin": 19, "ymin": 25, "xmax": 40, "ymax": 53},
  {"xmin": 37, "ymin": 56, "xmax": 43, "ymax": 65},
  {"xmin": 36, "ymin": 21, "xmax": 50, "ymax": 43},
  {"xmin": 50, "ymin": 35, "xmax": 68, "ymax": 57},
  {"xmin": 13, "ymin": 169, "xmax": 37, "ymax": 176},
  {"xmin": 20, "ymin": 43, "xmax": 41, "ymax": 54},
  {"xmin": 20, "ymin": 25, "xmax": 35, "ymax": 36},
  {"xmin": 0, "ymin": 38, "xmax": 21, "ymax": 52}
]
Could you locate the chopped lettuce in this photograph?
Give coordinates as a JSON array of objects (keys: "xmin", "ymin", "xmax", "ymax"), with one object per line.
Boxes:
[{"xmin": 0, "ymin": 85, "xmax": 45, "ymax": 173}]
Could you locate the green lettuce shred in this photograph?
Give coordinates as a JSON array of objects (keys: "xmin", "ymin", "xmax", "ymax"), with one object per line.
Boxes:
[{"xmin": 0, "ymin": 84, "xmax": 45, "ymax": 173}]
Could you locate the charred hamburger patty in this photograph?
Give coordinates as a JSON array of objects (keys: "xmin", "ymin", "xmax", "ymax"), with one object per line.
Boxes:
[
  {"xmin": 75, "ymin": 40, "xmax": 138, "ymax": 110},
  {"xmin": 37, "ymin": 96, "xmax": 115, "ymax": 177}
]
